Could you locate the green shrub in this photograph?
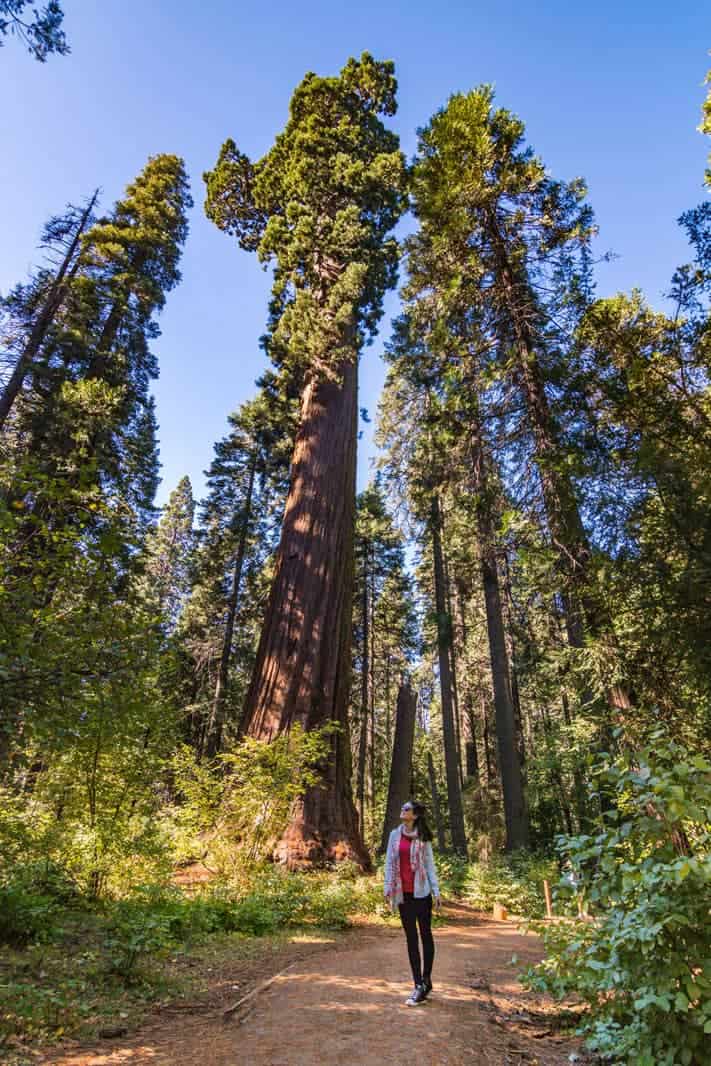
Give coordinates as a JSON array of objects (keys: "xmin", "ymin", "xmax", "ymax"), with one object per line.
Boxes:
[
  {"xmin": 226, "ymin": 893, "xmax": 280, "ymax": 935},
  {"xmin": 22, "ymin": 861, "xmax": 81, "ymax": 904},
  {"xmin": 228, "ymin": 864, "xmax": 384, "ymax": 930},
  {"xmin": 329, "ymin": 857, "xmax": 363, "ymax": 882},
  {"xmin": 523, "ymin": 733, "xmax": 711, "ymax": 1065},
  {"xmin": 0, "ymin": 883, "xmax": 60, "ymax": 947},
  {"xmin": 167, "ymin": 724, "xmax": 336, "ymax": 876},
  {"xmin": 435, "ymin": 852, "xmax": 470, "ymax": 896},
  {"xmin": 462, "ymin": 852, "xmax": 560, "ymax": 919},
  {"xmin": 302, "ymin": 881, "xmax": 356, "ymax": 928},
  {"xmin": 102, "ymin": 900, "xmax": 175, "ymax": 980}
]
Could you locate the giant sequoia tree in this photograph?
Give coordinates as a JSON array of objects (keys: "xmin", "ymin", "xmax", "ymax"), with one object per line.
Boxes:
[{"xmin": 204, "ymin": 53, "xmax": 406, "ymax": 869}]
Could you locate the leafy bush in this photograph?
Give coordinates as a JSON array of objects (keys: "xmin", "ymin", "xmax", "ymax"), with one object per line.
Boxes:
[
  {"xmin": 523, "ymin": 733, "xmax": 711, "ymax": 1065},
  {"xmin": 166, "ymin": 723, "xmax": 336, "ymax": 875},
  {"xmin": 329, "ymin": 857, "xmax": 364, "ymax": 882},
  {"xmin": 21, "ymin": 861, "xmax": 81, "ymax": 904},
  {"xmin": 226, "ymin": 893, "xmax": 281, "ymax": 934},
  {"xmin": 462, "ymin": 852, "xmax": 560, "ymax": 919},
  {"xmin": 102, "ymin": 900, "xmax": 176, "ymax": 980},
  {"xmin": 229, "ymin": 862, "xmax": 386, "ymax": 929},
  {"xmin": 96, "ymin": 861, "xmax": 385, "ymax": 976},
  {"xmin": 0, "ymin": 883, "xmax": 60, "ymax": 947},
  {"xmin": 435, "ymin": 852, "xmax": 471, "ymax": 897}
]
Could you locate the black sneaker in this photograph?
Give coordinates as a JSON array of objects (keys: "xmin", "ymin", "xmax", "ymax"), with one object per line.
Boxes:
[
  {"xmin": 405, "ymin": 984, "xmax": 426, "ymax": 1006},
  {"xmin": 421, "ymin": 978, "xmax": 433, "ymax": 999}
]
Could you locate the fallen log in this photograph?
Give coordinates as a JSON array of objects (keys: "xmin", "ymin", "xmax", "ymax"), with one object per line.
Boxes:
[{"xmin": 222, "ymin": 959, "xmax": 304, "ymax": 1023}]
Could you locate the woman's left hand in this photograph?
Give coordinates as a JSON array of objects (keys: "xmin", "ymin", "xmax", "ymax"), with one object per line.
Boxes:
[{"xmin": 434, "ymin": 895, "xmax": 442, "ymax": 910}]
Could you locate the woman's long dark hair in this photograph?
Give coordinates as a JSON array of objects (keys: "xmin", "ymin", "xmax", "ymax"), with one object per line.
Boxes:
[{"xmin": 409, "ymin": 800, "xmax": 433, "ymax": 842}]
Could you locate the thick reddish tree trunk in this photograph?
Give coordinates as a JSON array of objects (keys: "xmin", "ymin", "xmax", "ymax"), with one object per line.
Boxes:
[{"xmin": 239, "ymin": 351, "xmax": 370, "ymax": 871}]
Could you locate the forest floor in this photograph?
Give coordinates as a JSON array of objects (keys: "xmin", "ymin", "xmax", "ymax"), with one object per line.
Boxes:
[{"xmin": 36, "ymin": 899, "xmax": 590, "ymax": 1066}]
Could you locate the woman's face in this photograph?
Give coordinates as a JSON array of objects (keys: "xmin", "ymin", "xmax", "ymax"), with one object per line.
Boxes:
[{"xmin": 400, "ymin": 802, "xmax": 416, "ymax": 828}]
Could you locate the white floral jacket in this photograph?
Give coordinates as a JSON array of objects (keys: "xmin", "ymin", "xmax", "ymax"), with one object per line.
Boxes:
[{"xmin": 383, "ymin": 825, "xmax": 441, "ymax": 910}]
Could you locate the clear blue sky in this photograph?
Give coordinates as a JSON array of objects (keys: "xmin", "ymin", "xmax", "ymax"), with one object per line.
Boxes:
[{"xmin": 2, "ymin": 1, "xmax": 708, "ymax": 509}]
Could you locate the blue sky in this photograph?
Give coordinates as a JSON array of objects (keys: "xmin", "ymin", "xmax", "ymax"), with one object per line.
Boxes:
[{"xmin": 2, "ymin": 1, "xmax": 708, "ymax": 509}]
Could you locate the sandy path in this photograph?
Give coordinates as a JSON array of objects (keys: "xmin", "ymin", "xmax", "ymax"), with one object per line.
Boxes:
[{"xmin": 45, "ymin": 902, "xmax": 583, "ymax": 1066}]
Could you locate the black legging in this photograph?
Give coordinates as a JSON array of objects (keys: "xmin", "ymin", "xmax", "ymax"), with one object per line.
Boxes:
[{"xmin": 398, "ymin": 891, "xmax": 434, "ymax": 986}]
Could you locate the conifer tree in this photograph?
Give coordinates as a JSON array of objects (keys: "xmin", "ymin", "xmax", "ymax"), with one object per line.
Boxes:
[
  {"xmin": 204, "ymin": 53, "xmax": 406, "ymax": 868},
  {"xmin": 203, "ymin": 379, "xmax": 297, "ymax": 758},
  {"xmin": 0, "ymin": 191, "xmax": 98, "ymax": 430},
  {"xmin": 172, "ymin": 379, "xmax": 295, "ymax": 759},
  {"xmin": 5, "ymin": 155, "xmax": 193, "ymax": 539},
  {"xmin": 381, "ymin": 282, "xmax": 530, "ymax": 848},
  {"xmin": 140, "ymin": 475, "xmax": 196, "ymax": 630},
  {"xmin": 377, "ymin": 367, "xmax": 470, "ymax": 853},
  {"xmin": 410, "ymin": 87, "xmax": 599, "ymax": 656}
]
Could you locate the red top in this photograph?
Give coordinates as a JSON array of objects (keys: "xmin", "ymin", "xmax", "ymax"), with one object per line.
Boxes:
[{"xmin": 399, "ymin": 832, "xmax": 415, "ymax": 893}]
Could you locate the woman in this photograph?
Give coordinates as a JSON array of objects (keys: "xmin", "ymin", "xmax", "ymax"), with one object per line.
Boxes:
[{"xmin": 384, "ymin": 799, "xmax": 442, "ymax": 1005}]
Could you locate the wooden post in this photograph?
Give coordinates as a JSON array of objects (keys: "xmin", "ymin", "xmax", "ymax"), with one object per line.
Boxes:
[{"xmin": 543, "ymin": 879, "xmax": 553, "ymax": 919}]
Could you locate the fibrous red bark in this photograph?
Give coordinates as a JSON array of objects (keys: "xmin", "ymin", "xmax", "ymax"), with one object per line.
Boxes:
[{"xmin": 239, "ymin": 353, "xmax": 370, "ymax": 872}]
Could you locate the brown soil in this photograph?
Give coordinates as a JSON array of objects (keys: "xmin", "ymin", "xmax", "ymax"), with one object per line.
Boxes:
[{"xmin": 41, "ymin": 901, "xmax": 586, "ymax": 1066}]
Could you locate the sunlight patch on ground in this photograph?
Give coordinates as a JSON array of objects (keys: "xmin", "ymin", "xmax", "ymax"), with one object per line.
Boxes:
[{"xmin": 287, "ymin": 934, "xmax": 337, "ymax": 944}]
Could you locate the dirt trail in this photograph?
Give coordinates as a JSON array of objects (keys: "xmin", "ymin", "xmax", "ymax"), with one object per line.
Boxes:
[{"xmin": 44, "ymin": 901, "xmax": 584, "ymax": 1066}]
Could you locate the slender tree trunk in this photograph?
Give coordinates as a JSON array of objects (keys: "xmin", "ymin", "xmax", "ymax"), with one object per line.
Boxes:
[
  {"xmin": 356, "ymin": 542, "xmax": 369, "ymax": 824},
  {"xmin": 384, "ymin": 654, "xmax": 392, "ymax": 758},
  {"xmin": 467, "ymin": 409, "xmax": 529, "ymax": 850},
  {"xmin": 0, "ymin": 192, "xmax": 98, "ymax": 429},
  {"xmin": 379, "ymin": 680, "xmax": 417, "ymax": 854},
  {"xmin": 205, "ymin": 453, "xmax": 257, "ymax": 760},
  {"xmin": 443, "ymin": 545, "xmax": 465, "ymax": 789},
  {"xmin": 481, "ymin": 692, "xmax": 496, "ymax": 787},
  {"xmin": 427, "ymin": 750, "xmax": 447, "ymax": 852},
  {"xmin": 500, "ymin": 552, "xmax": 527, "ymax": 771},
  {"xmin": 368, "ymin": 561, "xmax": 376, "ymax": 814},
  {"xmin": 454, "ymin": 578, "xmax": 480, "ymax": 785},
  {"xmin": 239, "ymin": 345, "xmax": 369, "ymax": 871},
  {"xmin": 430, "ymin": 493, "xmax": 468, "ymax": 855},
  {"xmin": 561, "ymin": 690, "xmax": 589, "ymax": 830},
  {"xmin": 464, "ymin": 697, "xmax": 480, "ymax": 783}
]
